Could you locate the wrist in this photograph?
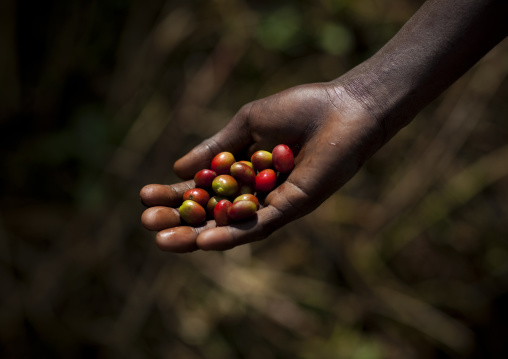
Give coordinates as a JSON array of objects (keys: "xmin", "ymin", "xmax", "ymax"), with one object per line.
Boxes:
[{"xmin": 330, "ymin": 57, "xmax": 421, "ymax": 143}]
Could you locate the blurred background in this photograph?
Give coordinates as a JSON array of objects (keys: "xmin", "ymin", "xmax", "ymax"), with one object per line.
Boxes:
[{"xmin": 1, "ymin": 0, "xmax": 508, "ymax": 357}]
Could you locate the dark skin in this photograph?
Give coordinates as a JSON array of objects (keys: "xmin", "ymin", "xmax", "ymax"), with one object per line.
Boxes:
[{"xmin": 140, "ymin": 0, "xmax": 508, "ymax": 253}]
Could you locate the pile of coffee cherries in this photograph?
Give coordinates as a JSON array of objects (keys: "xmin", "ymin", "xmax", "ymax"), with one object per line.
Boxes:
[{"xmin": 179, "ymin": 144, "xmax": 295, "ymax": 226}]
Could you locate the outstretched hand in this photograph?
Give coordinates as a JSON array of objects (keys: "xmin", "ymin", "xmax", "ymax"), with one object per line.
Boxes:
[
  {"xmin": 141, "ymin": 0, "xmax": 507, "ymax": 252},
  {"xmin": 140, "ymin": 82, "xmax": 383, "ymax": 252}
]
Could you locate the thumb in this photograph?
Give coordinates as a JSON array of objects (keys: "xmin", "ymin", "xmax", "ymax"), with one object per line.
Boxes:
[{"xmin": 174, "ymin": 104, "xmax": 253, "ymax": 179}]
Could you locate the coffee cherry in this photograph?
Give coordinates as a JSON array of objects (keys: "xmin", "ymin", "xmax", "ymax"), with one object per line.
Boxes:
[
  {"xmin": 207, "ymin": 195, "xmax": 228, "ymax": 216},
  {"xmin": 230, "ymin": 162, "xmax": 256, "ymax": 184},
  {"xmin": 183, "ymin": 188, "xmax": 210, "ymax": 208},
  {"xmin": 194, "ymin": 169, "xmax": 217, "ymax": 188},
  {"xmin": 233, "ymin": 194, "xmax": 259, "ymax": 209},
  {"xmin": 228, "ymin": 200, "xmax": 257, "ymax": 221},
  {"xmin": 255, "ymin": 169, "xmax": 277, "ymax": 193},
  {"xmin": 214, "ymin": 199, "xmax": 232, "ymax": 226},
  {"xmin": 272, "ymin": 144, "xmax": 294, "ymax": 173},
  {"xmin": 179, "ymin": 200, "xmax": 206, "ymax": 225},
  {"xmin": 251, "ymin": 150, "xmax": 272, "ymax": 172},
  {"xmin": 211, "ymin": 152, "xmax": 235, "ymax": 175},
  {"xmin": 212, "ymin": 175, "xmax": 239, "ymax": 196}
]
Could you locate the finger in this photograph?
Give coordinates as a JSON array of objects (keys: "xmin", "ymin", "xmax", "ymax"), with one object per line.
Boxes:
[
  {"xmin": 141, "ymin": 206, "xmax": 181, "ymax": 231},
  {"xmin": 173, "ymin": 104, "xmax": 253, "ymax": 179},
  {"xmin": 195, "ymin": 205, "xmax": 282, "ymax": 250},
  {"xmin": 156, "ymin": 220, "xmax": 216, "ymax": 253},
  {"xmin": 140, "ymin": 181, "xmax": 195, "ymax": 207}
]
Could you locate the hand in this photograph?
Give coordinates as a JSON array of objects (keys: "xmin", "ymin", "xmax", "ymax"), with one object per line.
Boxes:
[{"xmin": 140, "ymin": 82, "xmax": 384, "ymax": 252}]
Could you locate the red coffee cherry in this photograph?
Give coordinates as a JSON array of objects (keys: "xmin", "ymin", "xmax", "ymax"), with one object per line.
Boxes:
[
  {"xmin": 214, "ymin": 199, "xmax": 232, "ymax": 226},
  {"xmin": 255, "ymin": 169, "xmax": 277, "ymax": 193},
  {"xmin": 207, "ymin": 195, "xmax": 228, "ymax": 217},
  {"xmin": 211, "ymin": 152, "xmax": 236, "ymax": 175},
  {"xmin": 272, "ymin": 144, "xmax": 294, "ymax": 173},
  {"xmin": 182, "ymin": 188, "xmax": 210, "ymax": 208},
  {"xmin": 194, "ymin": 169, "xmax": 217, "ymax": 188}
]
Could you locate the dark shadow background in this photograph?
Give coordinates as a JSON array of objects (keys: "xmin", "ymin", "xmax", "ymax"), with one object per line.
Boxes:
[{"xmin": 1, "ymin": 0, "xmax": 508, "ymax": 358}]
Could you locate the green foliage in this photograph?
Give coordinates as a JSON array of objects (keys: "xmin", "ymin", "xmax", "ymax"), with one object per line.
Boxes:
[
  {"xmin": 317, "ymin": 22, "xmax": 354, "ymax": 55},
  {"xmin": 256, "ymin": 6, "xmax": 304, "ymax": 51}
]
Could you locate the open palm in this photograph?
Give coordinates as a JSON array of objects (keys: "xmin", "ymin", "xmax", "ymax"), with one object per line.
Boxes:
[{"xmin": 140, "ymin": 82, "xmax": 383, "ymax": 252}]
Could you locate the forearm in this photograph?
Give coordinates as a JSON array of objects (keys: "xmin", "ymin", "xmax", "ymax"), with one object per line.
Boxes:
[{"xmin": 333, "ymin": 0, "xmax": 508, "ymax": 142}]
